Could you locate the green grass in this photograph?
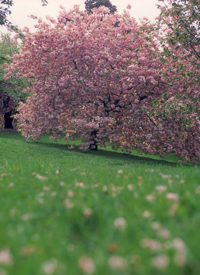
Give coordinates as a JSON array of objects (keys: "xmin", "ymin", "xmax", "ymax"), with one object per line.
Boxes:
[{"xmin": 0, "ymin": 131, "xmax": 199, "ymax": 275}]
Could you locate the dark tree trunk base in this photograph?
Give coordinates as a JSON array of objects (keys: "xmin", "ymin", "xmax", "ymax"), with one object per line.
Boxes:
[
  {"xmin": 89, "ymin": 129, "xmax": 98, "ymax": 150},
  {"xmin": 89, "ymin": 143, "xmax": 98, "ymax": 151},
  {"xmin": 4, "ymin": 111, "xmax": 13, "ymax": 129}
]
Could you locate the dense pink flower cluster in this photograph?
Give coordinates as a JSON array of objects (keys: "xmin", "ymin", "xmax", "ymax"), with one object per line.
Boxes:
[{"xmin": 6, "ymin": 6, "xmax": 200, "ymax": 161}]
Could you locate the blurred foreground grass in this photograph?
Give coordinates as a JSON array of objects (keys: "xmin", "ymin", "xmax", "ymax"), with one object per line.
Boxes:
[{"xmin": 0, "ymin": 131, "xmax": 199, "ymax": 275}]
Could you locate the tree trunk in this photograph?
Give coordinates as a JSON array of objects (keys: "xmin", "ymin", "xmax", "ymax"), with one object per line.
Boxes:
[{"xmin": 89, "ymin": 129, "xmax": 98, "ymax": 150}]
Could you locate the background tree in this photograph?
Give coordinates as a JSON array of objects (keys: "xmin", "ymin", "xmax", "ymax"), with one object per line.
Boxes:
[
  {"xmin": 142, "ymin": 0, "xmax": 200, "ymax": 161},
  {"xmin": 0, "ymin": 33, "xmax": 26, "ymax": 123},
  {"xmin": 85, "ymin": 0, "xmax": 117, "ymax": 14},
  {"xmin": 0, "ymin": 0, "xmax": 48, "ymax": 26},
  {"xmin": 0, "ymin": 0, "xmax": 13, "ymax": 25},
  {"xmin": 158, "ymin": 0, "xmax": 200, "ymax": 58}
]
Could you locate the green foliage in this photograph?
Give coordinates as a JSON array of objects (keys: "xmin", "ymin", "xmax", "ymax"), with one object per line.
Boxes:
[
  {"xmin": 0, "ymin": 33, "xmax": 16, "ymax": 63},
  {"xmin": 0, "ymin": 33, "xmax": 27, "ymax": 104},
  {"xmin": 158, "ymin": 0, "xmax": 200, "ymax": 58}
]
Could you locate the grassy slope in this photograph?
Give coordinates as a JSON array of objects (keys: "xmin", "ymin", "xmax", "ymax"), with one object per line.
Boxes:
[{"xmin": 0, "ymin": 132, "xmax": 199, "ymax": 275}]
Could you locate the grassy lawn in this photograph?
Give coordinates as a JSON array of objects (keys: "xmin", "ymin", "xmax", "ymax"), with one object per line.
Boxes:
[{"xmin": 0, "ymin": 131, "xmax": 199, "ymax": 275}]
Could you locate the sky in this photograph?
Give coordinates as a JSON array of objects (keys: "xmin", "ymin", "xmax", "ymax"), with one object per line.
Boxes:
[{"xmin": 0, "ymin": 0, "xmax": 159, "ymax": 33}]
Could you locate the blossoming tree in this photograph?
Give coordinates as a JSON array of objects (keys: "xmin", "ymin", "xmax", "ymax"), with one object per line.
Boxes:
[{"xmin": 6, "ymin": 5, "xmax": 200, "ymax": 161}]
